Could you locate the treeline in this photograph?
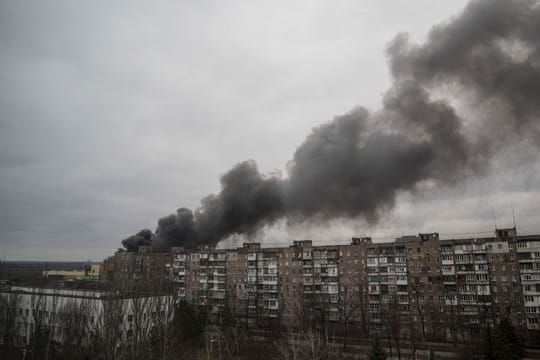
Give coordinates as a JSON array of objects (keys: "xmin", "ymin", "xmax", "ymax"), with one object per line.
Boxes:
[
  {"xmin": 1, "ymin": 292, "xmax": 532, "ymax": 360},
  {"xmin": 170, "ymin": 302, "xmax": 530, "ymax": 360}
]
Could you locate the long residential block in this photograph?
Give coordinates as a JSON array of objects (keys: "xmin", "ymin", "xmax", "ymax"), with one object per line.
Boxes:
[{"xmin": 111, "ymin": 227, "xmax": 540, "ymax": 340}]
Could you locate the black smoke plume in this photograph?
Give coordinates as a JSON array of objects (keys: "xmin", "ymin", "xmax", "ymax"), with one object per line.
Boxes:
[
  {"xmin": 124, "ymin": 0, "xmax": 540, "ymax": 251},
  {"xmin": 121, "ymin": 229, "xmax": 155, "ymax": 251}
]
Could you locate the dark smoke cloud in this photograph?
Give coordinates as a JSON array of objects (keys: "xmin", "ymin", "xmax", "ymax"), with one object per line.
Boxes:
[
  {"xmin": 195, "ymin": 161, "xmax": 285, "ymax": 246},
  {"xmin": 153, "ymin": 208, "xmax": 197, "ymax": 250},
  {"xmin": 146, "ymin": 162, "xmax": 285, "ymax": 250},
  {"xmin": 285, "ymin": 106, "xmax": 434, "ymax": 222},
  {"xmin": 123, "ymin": 0, "xmax": 540, "ymax": 251},
  {"xmin": 387, "ymin": 0, "xmax": 540, "ymax": 141},
  {"xmin": 121, "ymin": 229, "xmax": 155, "ymax": 251}
]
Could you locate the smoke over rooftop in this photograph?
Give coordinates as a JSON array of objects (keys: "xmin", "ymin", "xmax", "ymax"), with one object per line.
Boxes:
[{"xmin": 122, "ymin": 0, "xmax": 540, "ymax": 251}]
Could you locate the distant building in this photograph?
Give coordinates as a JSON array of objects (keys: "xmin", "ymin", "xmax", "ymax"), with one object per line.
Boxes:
[
  {"xmin": 0, "ymin": 285, "xmax": 173, "ymax": 348},
  {"xmin": 42, "ymin": 264, "xmax": 100, "ymax": 281}
]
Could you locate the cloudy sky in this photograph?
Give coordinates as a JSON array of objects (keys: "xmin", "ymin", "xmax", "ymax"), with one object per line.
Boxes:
[{"xmin": 1, "ymin": 0, "xmax": 539, "ymax": 261}]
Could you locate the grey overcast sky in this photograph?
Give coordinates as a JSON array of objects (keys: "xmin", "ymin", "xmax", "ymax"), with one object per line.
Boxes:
[{"xmin": 1, "ymin": 0, "xmax": 539, "ymax": 261}]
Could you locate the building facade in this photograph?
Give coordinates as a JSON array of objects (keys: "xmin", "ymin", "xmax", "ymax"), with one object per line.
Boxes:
[
  {"xmin": 166, "ymin": 228, "xmax": 540, "ymax": 339},
  {"xmin": 0, "ymin": 285, "xmax": 173, "ymax": 348},
  {"xmin": 109, "ymin": 246, "xmax": 173, "ymax": 292}
]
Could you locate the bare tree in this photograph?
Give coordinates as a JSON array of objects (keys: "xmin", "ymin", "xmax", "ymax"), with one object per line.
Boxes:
[
  {"xmin": 89, "ymin": 290, "xmax": 126, "ymax": 360},
  {"xmin": 358, "ymin": 278, "xmax": 370, "ymax": 338},
  {"xmin": 274, "ymin": 326, "xmax": 338, "ymax": 360},
  {"xmin": 125, "ymin": 292, "xmax": 153, "ymax": 359},
  {"xmin": 0, "ymin": 291, "xmax": 21, "ymax": 359},
  {"xmin": 153, "ymin": 293, "xmax": 176, "ymax": 360},
  {"xmin": 57, "ymin": 298, "xmax": 93, "ymax": 360},
  {"xmin": 408, "ymin": 276, "xmax": 426, "ymax": 343},
  {"xmin": 381, "ymin": 294, "xmax": 402, "ymax": 360},
  {"xmin": 338, "ymin": 285, "xmax": 359, "ymax": 351},
  {"xmin": 29, "ymin": 288, "xmax": 60, "ymax": 360}
]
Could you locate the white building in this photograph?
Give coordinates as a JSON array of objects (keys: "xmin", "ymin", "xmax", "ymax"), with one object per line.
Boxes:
[{"xmin": 0, "ymin": 285, "xmax": 173, "ymax": 348}]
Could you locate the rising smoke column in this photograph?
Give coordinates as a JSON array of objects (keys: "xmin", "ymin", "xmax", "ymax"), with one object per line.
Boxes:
[
  {"xmin": 121, "ymin": 229, "xmax": 155, "ymax": 251},
  {"xmin": 387, "ymin": 0, "xmax": 540, "ymax": 143},
  {"xmin": 285, "ymin": 84, "xmax": 476, "ymax": 224},
  {"xmin": 124, "ymin": 0, "xmax": 540, "ymax": 250}
]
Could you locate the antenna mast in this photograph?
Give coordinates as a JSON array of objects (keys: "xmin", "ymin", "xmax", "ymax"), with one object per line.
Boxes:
[
  {"xmin": 491, "ymin": 206, "xmax": 498, "ymax": 229},
  {"xmin": 511, "ymin": 201, "xmax": 517, "ymax": 229}
]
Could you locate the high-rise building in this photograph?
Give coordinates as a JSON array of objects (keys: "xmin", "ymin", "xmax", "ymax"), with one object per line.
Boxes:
[{"xmin": 112, "ymin": 227, "xmax": 540, "ymax": 339}]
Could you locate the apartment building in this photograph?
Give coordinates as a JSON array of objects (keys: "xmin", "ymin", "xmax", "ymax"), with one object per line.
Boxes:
[
  {"xmin": 225, "ymin": 246, "xmax": 247, "ymax": 319},
  {"xmin": 336, "ymin": 237, "xmax": 371, "ymax": 335},
  {"xmin": 117, "ymin": 227, "xmax": 540, "ymax": 339},
  {"xmin": 245, "ymin": 244, "xmax": 279, "ymax": 323},
  {"xmin": 364, "ymin": 240, "xmax": 410, "ymax": 333},
  {"xmin": 110, "ymin": 246, "xmax": 173, "ymax": 292},
  {"xmin": 301, "ymin": 242, "xmax": 340, "ymax": 322},
  {"xmin": 276, "ymin": 243, "xmax": 303, "ymax": 325},
  {"xmin": 516, "ymin": 234, "xmax": 540, "ymax": 330},
  {"xmin": 171, "ymin": 246, "xmax": 229, "ymax": 321}
]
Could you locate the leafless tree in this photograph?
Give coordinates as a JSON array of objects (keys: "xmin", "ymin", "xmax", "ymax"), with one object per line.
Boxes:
[
  {"xmin": 90, "ymin": 290, "xmax": 126, "ymax": 360},
  {"xmin": 153, "ymin": 293, "xmax": 176, "ymax": 360},
  {"xmin": 338, "ymin": 285, "xmax": 359, "ymax": 351},
  {"xmin": 408, "ymin": 276, "xmax": 426, "ymax": 343},
  {"xmin": 357, "ymin": 278, "xmax": 370, "ymax": 338},
  {"xmin": 57, "ymin": 298, "xmax": 93, "ymax": 360},
  {"xmin": 381, "ymin": 294, "xmax": 402, "ymax": 360},
  {"xmin": 29, "ymin": 288, "xmax": 60, "ymax": 360},
  {"xmin": 275, "ymin": 325, "xmax": 338, "ymax": 360},
  {"xmin": 0, "ymin": 291, "xmax": 21, "ymax": 359},
  {"xmin": 128, "ymin": 296, "xmax": 150, "ymax": 358}
]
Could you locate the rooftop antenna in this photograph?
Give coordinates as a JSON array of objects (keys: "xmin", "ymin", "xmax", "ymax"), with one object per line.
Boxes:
[
  {"xmin": 511, "ymin": 201, "xmax": 517, "ymax": 229},
  {"xmin": 491, "ymin": 206, "xmax": 498, "ymax": 229}
]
